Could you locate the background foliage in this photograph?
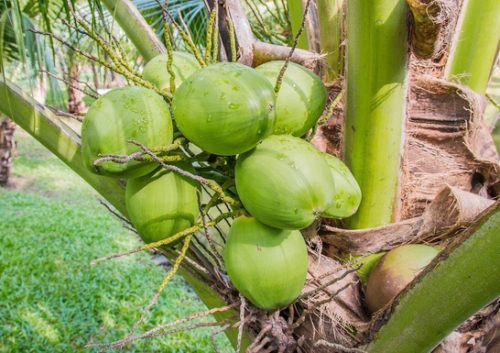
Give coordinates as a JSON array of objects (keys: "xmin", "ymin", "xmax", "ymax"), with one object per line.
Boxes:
[{"xmin": 0, "ymin": 131, "xmax": 231, "ymax": 352}]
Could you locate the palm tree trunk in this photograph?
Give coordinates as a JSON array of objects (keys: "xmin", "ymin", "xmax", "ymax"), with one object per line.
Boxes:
[{"xmin": 0, "ymin": 116, "xmax": 16, "ymax": 186}]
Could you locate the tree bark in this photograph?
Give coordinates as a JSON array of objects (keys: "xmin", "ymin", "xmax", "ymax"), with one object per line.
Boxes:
[
  {"xmin": 0, "ymin": 117, "xmax": 16, "ymax": 186},
  {"xmin": 66, "ymin": 59, "xmax": 86, "ymax": 115}
]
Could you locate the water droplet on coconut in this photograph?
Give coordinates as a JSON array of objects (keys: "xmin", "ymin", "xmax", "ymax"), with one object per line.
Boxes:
[
  {"xmin": 228, "ymin": 103, "xmax": 240, "ymax": 110},
  {"xmin": 207, "ymin": 114, "xmax": 213, "ymax": 122}
]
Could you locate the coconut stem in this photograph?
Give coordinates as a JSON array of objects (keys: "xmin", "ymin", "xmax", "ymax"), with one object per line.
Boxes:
[
  {"xmin": 227, "ymin": 13, "xmax": 237, "ymax": 62},
  {"xmin": 212, "ymin": 6, "xmax": 220, "ymax": 63},
  {"xmin": 90, "ymin": 211, "xmax": 239, "ymax": 265},
  {"xmin": 30, "ymin": 25, "xmax": 171, "ymax": 101},
  {"xmin": 0, "ymin": 78, "xmax": 128, "ymax": 215},
  {"xmin": 205, "ymin": 10, "xmax": 217, "ymax": 64},
  {"xmin": 92, "ymin": 138, "xmax": 185, "ymax": 167},
  {"xmin": 156, "ymin": 0, "xmax": 177, "ymax": 93},
  {"xmin": 64, "ymin": 3, "xmax": 141, "ymax": 79},
  {"xmin": 127, "ymin": 234, "xmax": 193, "ymax": 337},
  {"xmin": 165, "ymin": 11, "xmax": 206, "ymax": 67}
]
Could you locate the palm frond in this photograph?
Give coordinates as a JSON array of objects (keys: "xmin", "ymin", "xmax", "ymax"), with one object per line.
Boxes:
[
  {"xmin": 0, "ymin": 7, "xmax": 40, "ymax": 70},
  {"xmin": 1, "ymin": 0, "xmax": 66, "ymax": 105},
  {"xmin": 134, "ymin": 0, "xmax": 208, "ymax": 47}
]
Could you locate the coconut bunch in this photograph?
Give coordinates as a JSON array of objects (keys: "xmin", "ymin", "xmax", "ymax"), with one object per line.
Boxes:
[{"xmin": 81, "ymin": 51, "xmax": 437, "ymax": 312}]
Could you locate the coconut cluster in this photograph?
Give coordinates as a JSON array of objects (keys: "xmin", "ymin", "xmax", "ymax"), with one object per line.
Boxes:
[{"xmin": 80, "ymin": 52, "xmax": 363, "ymax": 310}]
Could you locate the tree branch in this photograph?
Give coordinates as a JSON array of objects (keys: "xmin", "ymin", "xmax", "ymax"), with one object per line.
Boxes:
[{"xmin": 210, "ymin": 0, "xmax": 324, "ymax": 71}]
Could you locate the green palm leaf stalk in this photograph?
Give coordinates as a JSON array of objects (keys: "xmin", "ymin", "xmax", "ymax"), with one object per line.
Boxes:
[
  {"xmin": 101, "ymin": 0, "xmax": 165, "ymax": 61},
  {"xmin": 344, "ymin": 0, "xmax": 408, "ymax": 229},
  {"xmin": 0, "ymin": 78, "xmax": 128, "ymax": 214},
  {"xmin": 286, "ymin": 0, "xmax": 309, "ymax": 49},
  {"xmin": 445, "ymin": 0, "xmax": 500, "ymax": 94},
  {"xmin": 317, "ymin": 0, "xmax": 344, "ymax": 81}
]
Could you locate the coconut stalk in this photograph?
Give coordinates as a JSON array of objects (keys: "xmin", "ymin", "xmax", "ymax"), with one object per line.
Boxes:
[
  {"xmin": 445, "ymin": 0, "xmax": 500, "ymax": 94},
  {"xmin": 367, "ymin": 202, "xmax": 500, "ymax": 353},
  {"xmin": 316, "ymin": 0, "xmax": 344, "ymax": 81},
  {"xmin": 344, "ymin": 0, "xmax": 409, "ymax": 229}
]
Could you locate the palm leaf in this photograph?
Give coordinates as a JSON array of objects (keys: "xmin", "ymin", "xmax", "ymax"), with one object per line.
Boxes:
[{"xmin": 134, "ymin": 0, "xmax": 208, "ymax": 46}]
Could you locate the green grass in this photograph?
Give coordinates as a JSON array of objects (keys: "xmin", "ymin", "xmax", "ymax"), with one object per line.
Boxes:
[{"xmin": 0, "ymin": 132, "xmax": 231, "ymax": 353}]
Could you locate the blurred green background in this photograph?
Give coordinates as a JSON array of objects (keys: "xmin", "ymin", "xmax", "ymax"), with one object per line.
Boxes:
[{"xmin": 0, "ymin": 131, "xmax": 231, "ymax": 353}]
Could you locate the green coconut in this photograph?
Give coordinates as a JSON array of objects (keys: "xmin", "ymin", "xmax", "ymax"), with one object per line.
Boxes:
[
  {"xmin": 224, "ymin": 216, "xmax": 308, "ymax": 310},
  {"xmin": 81, "ymin": 87, "xmax": 172, "ymax": 178},
  {"xmin": 125, "ymin": 166, "xmax": 199, "ymax": 244},
  {"xmin": 353, "ymin": 252, "xmax": 386, "ymax": 286},
  {"xmin": 172, "ymin": 62, "xmax": 276, "ymax": 155},
  {"xmin": 142, "ymin": 52, "xmax": 201, "ymax": 92},
  {"xmin": 320, "ymin": 153, "xmax": 362, "ymax": 219},
  {"xmin": 235, "ymin": 135, "xmax": 335, "ymax": 230},
  {"xmin": 366, "ymin": 244, "xmax": 439, "ymax": 312},
  {"xmin": 256, "ymin": 60, "xmax": 326, "ymax": 136}
]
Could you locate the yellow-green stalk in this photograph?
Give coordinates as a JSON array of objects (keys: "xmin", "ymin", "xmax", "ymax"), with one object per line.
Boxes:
[
  {"xmin": 317, "ymin": 0, "xmax": 344, "ymax": 81},
  {"xmin": 286, "ymin": 0, "xmax": 309, "ymax": 49},
  {"xmin": 344, "ymin": 0, "xmax": 409, "ymax": 229},
  {"xmin": 445, "ymin": 0, "xmax": 500, "ymax": 94},
  {"xmin": 0, "ymin": 78, "xmax": 128, "ymax": 215},
  {"xmin": 101, "ymin": 0, "xmax": 165, "ymax": 62}
]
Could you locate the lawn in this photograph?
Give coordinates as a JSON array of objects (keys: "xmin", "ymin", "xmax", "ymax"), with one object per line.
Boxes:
[{"xmin": 0, "ymin": 131, "xmax": 231, "ymax": 353}]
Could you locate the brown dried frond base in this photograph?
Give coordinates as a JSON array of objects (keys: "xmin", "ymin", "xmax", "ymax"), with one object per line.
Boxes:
[
  {"xmin": 407, "ymin": 0, "xmax": 460, "ymax": 62},
  {"xmin": 401, "ymin": 77, "xmax": 499, "ymax": 220}
]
